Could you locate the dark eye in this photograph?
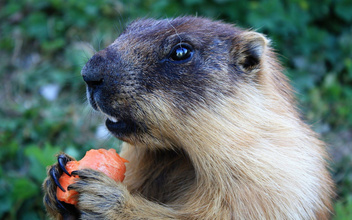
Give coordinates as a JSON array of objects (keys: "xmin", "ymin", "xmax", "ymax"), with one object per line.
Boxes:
[{"xmin": 169, "ymin": 43, "xmax": 193, "ymax": 63}]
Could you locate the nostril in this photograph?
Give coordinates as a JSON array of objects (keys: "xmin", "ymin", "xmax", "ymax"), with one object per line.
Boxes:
[{"xmin": 83, "ymin": 75, "xmax": 104, "ymax": 89}]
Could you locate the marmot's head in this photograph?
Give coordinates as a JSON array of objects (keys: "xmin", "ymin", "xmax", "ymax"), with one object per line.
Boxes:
[{"xmin": 82, "ymin": 17, "xmax": 271, "ymax": 147}]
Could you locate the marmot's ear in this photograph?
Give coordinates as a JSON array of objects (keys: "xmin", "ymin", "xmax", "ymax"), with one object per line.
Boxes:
[{"xmin": 231, "ymin": 31, "xmax": 269, "ymax": 72}]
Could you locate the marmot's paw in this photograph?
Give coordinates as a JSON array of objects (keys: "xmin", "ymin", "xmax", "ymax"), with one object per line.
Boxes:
[
  {"xmin": 68, "ymin": 169, "xmax": 126, "ymax": 218},
  {"xmin": 43, "ymin": 153, "xmax": 80, "ymax": 219}
]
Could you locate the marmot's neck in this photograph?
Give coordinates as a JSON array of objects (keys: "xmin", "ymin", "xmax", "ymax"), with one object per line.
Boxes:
[
  {"xmin": 172, "ymin": 88, "xmax": 317, "ymax": 177},
  {"xmin": 167, "ymin": 93, "xmax": 330, "ymax": 219}
]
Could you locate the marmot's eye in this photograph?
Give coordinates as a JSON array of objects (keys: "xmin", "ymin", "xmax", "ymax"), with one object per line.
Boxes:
[{"xmin": 169, "ymin": 43, "xmax": 193, "ymax": 63}]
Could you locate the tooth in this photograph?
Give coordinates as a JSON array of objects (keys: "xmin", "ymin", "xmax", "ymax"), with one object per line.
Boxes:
[{"xmin": 107, "ymin": 115, "xmax": 118, "ymax": 123}]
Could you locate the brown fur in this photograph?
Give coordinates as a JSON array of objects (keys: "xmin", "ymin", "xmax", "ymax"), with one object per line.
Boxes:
[{"xmin": 43, "ymin": 17, "xmax": 334, "ymax": 219}]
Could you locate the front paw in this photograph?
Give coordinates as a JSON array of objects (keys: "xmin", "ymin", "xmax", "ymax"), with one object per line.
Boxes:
[
  {"xmin": 69, "ymin": 169, "xmax": 127, "ymax": 219},
  {"xmin": 43, "ymin": 153, "xmax": 80, "ymax": 219}
]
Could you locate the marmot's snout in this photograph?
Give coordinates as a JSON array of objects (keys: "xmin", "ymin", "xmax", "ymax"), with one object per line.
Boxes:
[
  {"xmin": 81, "ymin": 50, "xmax": 114, "ymax": 113},
  {"xmin": 82, "ymin": 53, "xmax": 104, "ymax": 112},
  {"xmin": 81, "ymin": 49, "xmax": 141, "ymax": 140}
]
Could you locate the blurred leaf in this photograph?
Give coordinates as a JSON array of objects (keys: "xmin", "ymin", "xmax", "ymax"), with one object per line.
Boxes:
[
  {"xmin": 26, "ymin": 144, "xmax": 60, "ymax": 167},
  {"xmin": 0, "ymin": 140, "xmax": 19, "ymax": 163},
  {"xmin": 0, "ymin": 37, "xmax": 15, "ymax": 50},
  {"xmin": 42, "ymin": 38, "xmax": 66, "ymax": 52},
  {"xmin": 24, "ymin": 12, "xmax": 48, "ymax": 41},
  {"xmin": 0, "ymin": 2, "xmax": 22, "ymax": 17},
  {"xmin": 344, "ymin": 58, "xmax": 352, "ymax": 79},
  {"xmin": 12, "ymin": 178, "xmax": 38, "ymax": 202},
  {"xmin": 20, "ymin": 211, "xmax": 41, "ymax": 220},
  {"xmin": 0, "ymin": 196, "xmax": 12, "ymax": 219},
  {"xmin": 335, "ymin": 0, "xmax": 352, "ymax": 21},
  {"xmin": 334, "ymin": 195, "xmax": 352, "ymax": 220},
  {"xmin": 24, "ymin": 144, "xmax": 60, "ymax": 182},
  {"xmin": 183, "ymin": 0, "xmax": 203, "ymax": 6},
  {"xmin": 0, "ymin": 167, "xmax": 13, "ymax": 218}
]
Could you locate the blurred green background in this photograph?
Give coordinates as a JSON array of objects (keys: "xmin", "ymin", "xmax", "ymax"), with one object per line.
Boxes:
[{"xmin": 1, "ymin": 0, "xmax": 352, "ymax": 219}]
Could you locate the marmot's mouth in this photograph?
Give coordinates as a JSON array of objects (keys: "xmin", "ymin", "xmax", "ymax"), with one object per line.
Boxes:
[
  {"xmin": 90, "ymin": 97, "xmax": 141, "ymax": 140},
  {"xmin": 105, "ymin": 117, "xmax": 139, "ymax": 139}
]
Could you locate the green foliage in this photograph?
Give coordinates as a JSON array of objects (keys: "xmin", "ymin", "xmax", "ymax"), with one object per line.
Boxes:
[
  {"xmin": 0, "ymin": 0, "xmax": 351, "ymax": 219},
  {"xmin": 335, "ymin": 195, "xmax": 352, "ymax": 220}
]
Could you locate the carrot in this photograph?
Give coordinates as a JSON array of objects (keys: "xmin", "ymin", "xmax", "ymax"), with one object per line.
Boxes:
[{"xmin": 56, "ymin": 149, "xmax": 128, "ymax": 205}]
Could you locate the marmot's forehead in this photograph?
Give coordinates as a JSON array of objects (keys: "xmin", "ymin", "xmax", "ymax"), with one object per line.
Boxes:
[{"xmin": 120, "ymin": 17, "xmax": 243, "ymax": 42}]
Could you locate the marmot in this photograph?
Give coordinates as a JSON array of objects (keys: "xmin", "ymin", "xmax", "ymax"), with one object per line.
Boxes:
[{"xmin": 43, "ymin": 17, "xmax": 334, "ymax": 219}]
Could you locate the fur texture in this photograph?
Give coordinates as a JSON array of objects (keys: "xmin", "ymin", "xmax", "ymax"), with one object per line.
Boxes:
[{"xmin": 43, "ymin": 17, "xmax": 334, "ymax": 219}]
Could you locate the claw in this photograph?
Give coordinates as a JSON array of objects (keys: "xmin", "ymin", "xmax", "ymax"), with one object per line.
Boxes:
[
  {"xmin": 55, "ymin": 196, "xmax": 68, "ymax": 212},
  {"xmin": 56, "ymin": 196, "xmax": 81, "ymax": 219},
  {"xmin": 50, "ymin": 166, "xmax": 66, "ymax": 192},
  {"xmin": 58, "ymin": 154, "xmax": 71, "ymax": 177}
]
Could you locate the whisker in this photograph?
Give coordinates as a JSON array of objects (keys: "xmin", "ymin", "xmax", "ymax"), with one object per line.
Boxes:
[{"xmin": 167, "ymin": 18, "xmax": 182, "ymax": 45}]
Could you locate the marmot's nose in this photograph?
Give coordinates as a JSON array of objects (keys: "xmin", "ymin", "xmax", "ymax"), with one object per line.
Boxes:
[
  {"xmin": 82, "ymin": 74, "xmax": 103, "ymax": 90},
  {"xmin": 81, "ymin": 51, "xmax": 107, "ymax": 89}
]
